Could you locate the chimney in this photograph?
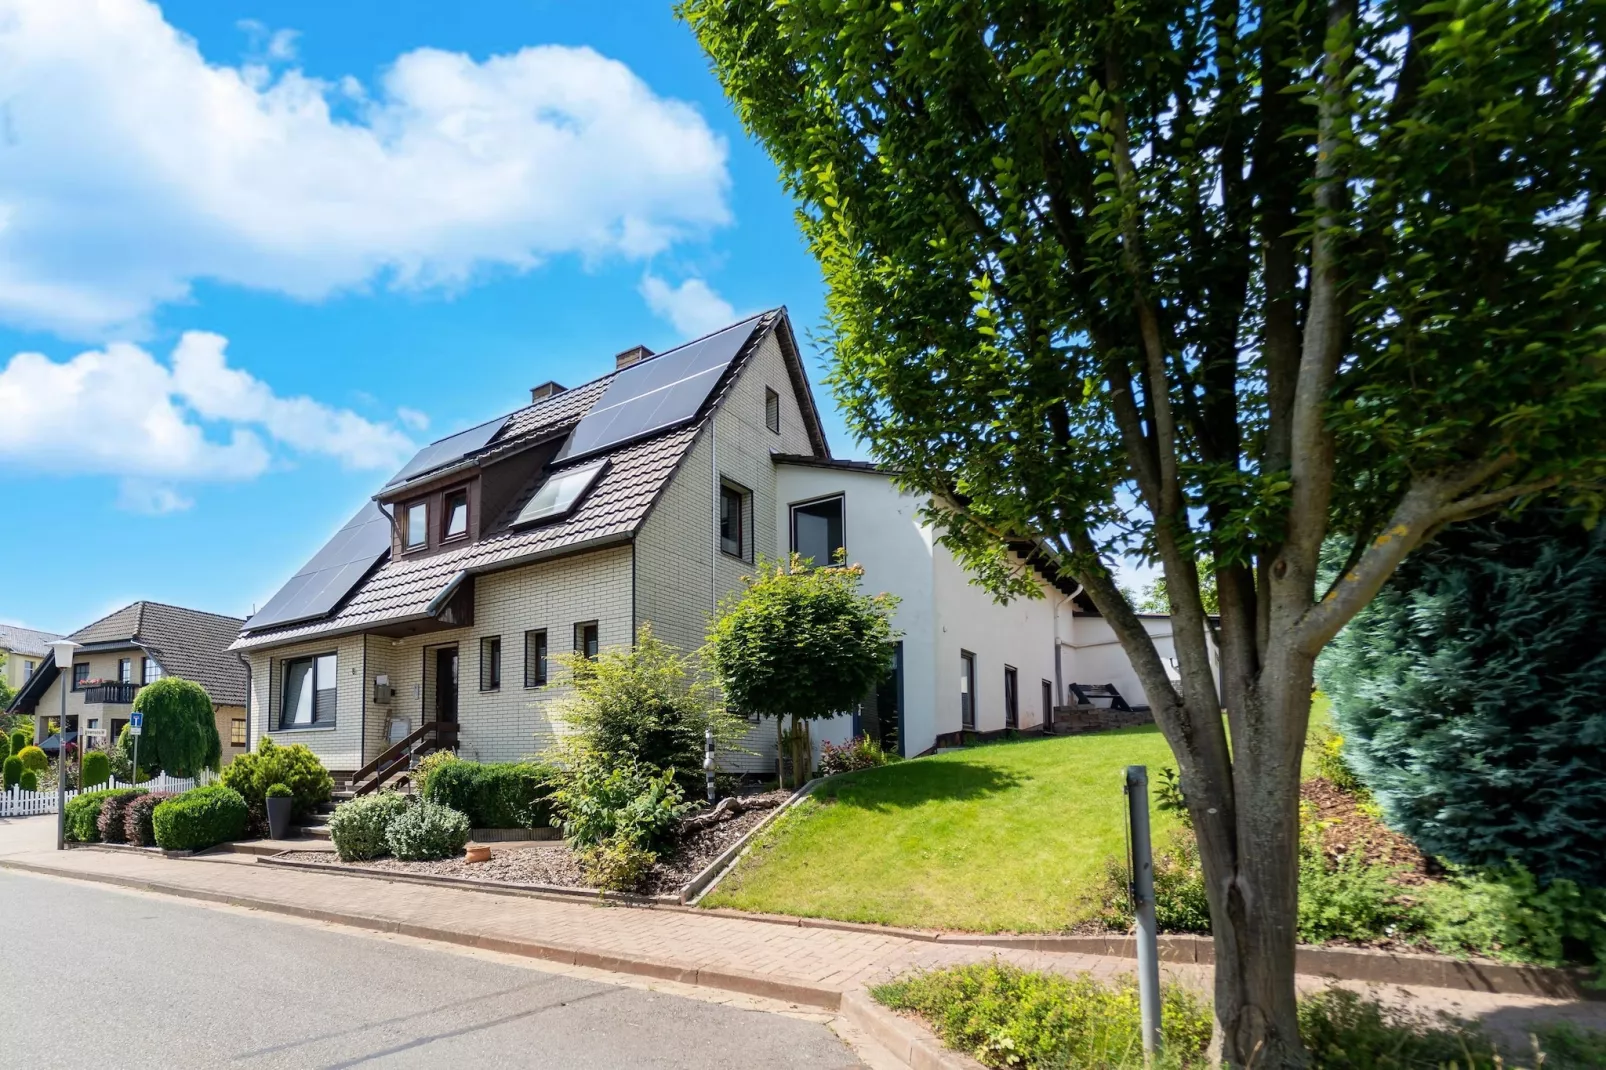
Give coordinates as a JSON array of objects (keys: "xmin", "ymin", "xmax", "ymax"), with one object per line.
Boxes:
[
  {"xmin": 529, "ymin": 380, "xmax": 566, "ymax": 403},
  {"xmin": 615, "ymin": 345, "xmax": 654, "ymax": 370}
]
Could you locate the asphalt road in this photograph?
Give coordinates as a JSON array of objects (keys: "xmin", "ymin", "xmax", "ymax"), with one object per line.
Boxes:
[{"xmin": 0, "ymin": 870, "xmax": 865, "ymax": 1070}]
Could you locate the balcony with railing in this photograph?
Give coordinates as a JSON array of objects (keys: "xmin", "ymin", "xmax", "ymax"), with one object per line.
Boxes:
[{"xmin": 80, "ymin": 681, "xmax": 139, "ymax": 705}]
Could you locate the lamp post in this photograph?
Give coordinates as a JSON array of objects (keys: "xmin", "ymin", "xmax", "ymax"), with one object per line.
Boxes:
[{"xmin": 49, "ymin": 639, "xmax": 80, "ymax": 851}]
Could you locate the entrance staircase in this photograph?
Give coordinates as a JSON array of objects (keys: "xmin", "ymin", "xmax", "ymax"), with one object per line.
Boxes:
[{"xmin": 341, "ymin": 720, "xmax": 459, "ymax": 799}]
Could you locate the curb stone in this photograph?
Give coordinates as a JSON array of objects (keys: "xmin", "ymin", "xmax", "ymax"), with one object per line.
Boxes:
[{"xmin": 839, "ymin": 989, "xmax": 986, "ymax": 1070}]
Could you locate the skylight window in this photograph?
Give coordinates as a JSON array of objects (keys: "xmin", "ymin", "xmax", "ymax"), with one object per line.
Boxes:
[{"xmin": 513, "ymin": 459, "xmax": 608, "ymax": 527}]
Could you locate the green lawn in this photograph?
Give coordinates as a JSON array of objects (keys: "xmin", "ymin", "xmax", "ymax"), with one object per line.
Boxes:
[{"xmin": 703, "ymin": 727, "xmax": 1183, "ymax": 933}]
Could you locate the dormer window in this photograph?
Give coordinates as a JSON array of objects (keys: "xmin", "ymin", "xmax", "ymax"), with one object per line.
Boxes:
[
  {"xmin": 442, "ymin": 489, "xmax": 469, "ymax": 541},
  {"xmin": 405, "ymin": 501, "xmax": 428, "ymax": 551}
]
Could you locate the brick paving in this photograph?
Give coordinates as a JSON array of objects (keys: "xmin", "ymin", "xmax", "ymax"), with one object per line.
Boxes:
[{"xmin": 1, "ymin": 814, "xmax": 1600, "ymax": 1040}]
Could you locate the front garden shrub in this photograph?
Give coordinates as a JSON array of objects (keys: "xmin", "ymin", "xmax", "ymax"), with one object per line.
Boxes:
[
  {"xmin": 412, "ymin": 750, "xmax": 460, "ymax": 798},
  {"xmin": 817, "ymin": 735, "xmax": 893, "ymax": 776},
  {"xmin": 385, "ymin": 802, "xmax": 471, "ymax": 861},
  {"xmin": 873, "ymin": 962, "xmax": 1213, "ymax": 1069},
  {"xmin": 1093, "ymin": 833, "xmax": 1212, "ymax": 935},
  {"xmin": 327, "ymin": 792, "xmax": 409, "ymax": 862},
  {"xmin": 422, "ymin": 760, "xmax": 555, "ymax": 829},
  {"xmin": 1317, "ymin": 506, "xmax": 1606, "ymax": 886},
  {"xmin": 0, "ymin": 733, "xmax": 10, "ymax": 766},
  {"xmin": 97, "ymin": 789, "xmax": 147, "ymax": 843},
  {"xmin": 152, "ymin": 785, "xmax": 248, "ymax": 851},
  {"xmin": 265, "ymin": 782, "xmax": 292, "ymax": 799},
  {"xmin": 577, "ymin": 836, "xmax": 658, "ymax": 892},
  {"xmin": 81, "ymin": 750, "xmax": 111, "ymax": 789},
  {"xmin": 18, "ymin": 769, "xmax": 38, "ymax": 792},
  {"xmin": 219, "ymin": 738, "xmax": 333, "ymax": 822},
  {"xmin": 1417, "ymin": 865, "xmax": 1606, "ymax": 974},
  {"xmin": 7, "ymin": 728, "xmax": 25, "ymax": 758},
  {"xmin": 552, "ymin": 757, "xmax": 693, "ymax": 852},
  {"xmin": 65, "ymin": 788, "xmax": 143, "ymax": 843},
  {"xmin": 1297, "ymin": 849, "xmax": 1412, "ymax": 945},
  {"xmin": 2, "ymin": 756, "xmax": 20, "ymax": 790},
  {"xmin": 16, "ymin": 745, "xmax": 47, "ymax": 773},
  {"xmin": 125, "ymin": 676, "xmax": 222, "ymax": 777},
  {"xmin": 109, "ymin": 725, "xmax": 155, "ymax": 784},
  {"xmin": 124, "ymin": 792, "xmax": 173, "ymax": 846}
]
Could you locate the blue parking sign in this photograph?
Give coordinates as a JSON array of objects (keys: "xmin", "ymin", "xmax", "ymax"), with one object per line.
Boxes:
[{"xmin": 129, "ymin": 711, "xmax": 143, "ymax": 736}]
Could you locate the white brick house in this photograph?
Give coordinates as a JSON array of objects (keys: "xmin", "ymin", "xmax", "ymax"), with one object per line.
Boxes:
[{"xmin": 231, "ymin": 310, "xmax": 1175, "ymax": 781}]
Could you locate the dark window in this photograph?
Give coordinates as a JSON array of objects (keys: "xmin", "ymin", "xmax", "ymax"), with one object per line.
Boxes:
[
  {"xmin": 442, "ymin": 488, "xmax": 469, "ymax": 541},
  {"xmin": 280, "ymin": 653, "xmax": 337, "ymax": 729},
  {"xmin": 142, "ymin": 657, "xmax": 162, "ymax": 684},
  {"xmin": 791, "ymin": 496, "xmax": 845, "ymax": 568},
  {"xmin": 72, "ymin": 662, "xmax": 89, "ymax": 690},
  {"xmin": 1043, "ymin": 680, "xmax": 1054, "ymax": 728},
  {"xmin": 480, "ymin": 636, "xmax": 502, "ymax": 691},
  {"xmin": 524, "ymin": 630, "xmax": 548, "ymax": 688},
  {"xmin": 1004, "ymin": 666, "xmax": 1019, "ymax": 729},
  {"xmin": 720, "ymin": 484, "xmax": 746, "ymax": 558},
  {"xmin": 231, "ymin": 719, "xmax": 247, "ymax": 747},
  {"xmin": 405, "ymin": 501, "xmax": 428, "ymax": 550},
  {"xmin": 23, "ymin": 660, "xmax": 35, "ymax": 681},
  {"xmin": 960, "ymin": 651, "xmax": 976, "ymax": 730},
  {"xmin": 575, "ymin": 621, "xmax": 599, "ymax": 660},
  {"xmin": 765, "ymin": 387, "xmax": 781, "ymax": 434},
  {"xmin": 118, "ymin": 658, "xmax": 132, "ymax": 684}
]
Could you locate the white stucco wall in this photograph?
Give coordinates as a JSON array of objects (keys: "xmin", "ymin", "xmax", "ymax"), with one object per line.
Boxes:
[{"xmin": 1059, "ymin": 613, "xmax": 1214, "ymax": 710}]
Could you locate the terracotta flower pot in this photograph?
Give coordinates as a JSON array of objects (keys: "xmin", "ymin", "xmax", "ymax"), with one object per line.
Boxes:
[{"xmin": 464, "ymin": 844, "xmax": 491, "ymax": 864}]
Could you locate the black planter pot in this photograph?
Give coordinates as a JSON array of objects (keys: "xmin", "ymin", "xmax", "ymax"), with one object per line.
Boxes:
[{"xmin": 265, "ymin": 796, "xmax": 294, "ymax": 841}]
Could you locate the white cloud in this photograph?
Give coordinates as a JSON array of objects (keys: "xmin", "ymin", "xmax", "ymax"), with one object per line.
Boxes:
[
  {"xmin": 0, "ymin": 332, "xmax": 414, "ymax": 503},
  {"xmin": 396, "ymin": 407, "xmax": 430, "ymax": 432},
  {"xmin": 640, "ymin": 273, "xmax": 738, "ymax": 337},
  {"xmin": 0, "ymin": 0, "xmax": 732, "ymax": 336}
]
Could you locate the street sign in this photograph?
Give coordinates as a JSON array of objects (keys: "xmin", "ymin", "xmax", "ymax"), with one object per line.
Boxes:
[{"xmin": 128, "ymin": 711, "xmax": 143, "ymax": 737}]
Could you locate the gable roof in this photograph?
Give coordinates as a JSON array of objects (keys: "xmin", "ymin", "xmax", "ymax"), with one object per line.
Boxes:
[
  {"xmin": 234, "ymin": 309, "xmax": 828, "ymax": 651},
  {"xmin": 7, "ymin": 601, "xmax": 247, "ymax": 713},
  {"xmin": 0, "ymin": 624, "xmax": 61, "ymax": 658}
]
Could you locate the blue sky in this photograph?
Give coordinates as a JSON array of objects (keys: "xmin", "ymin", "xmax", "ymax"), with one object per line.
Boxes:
[{"xmin": 0, "ymin": 0, "xmax": 848, "ymax": 634}]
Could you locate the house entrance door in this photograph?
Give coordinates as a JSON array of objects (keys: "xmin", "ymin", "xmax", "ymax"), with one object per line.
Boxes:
[{"xmin": 434, "ymin": 647, "xmax": 459, "ymax": 746}]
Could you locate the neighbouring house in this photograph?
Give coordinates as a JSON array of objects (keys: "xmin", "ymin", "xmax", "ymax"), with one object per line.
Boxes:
[
  {"xmin": 6, "ymin": 602, "xmax": 249, "ymax": 765},
  {"xmin": 0, "ymin": 623, "xmax": 62, "ymax": 694},
  {"xmin": 230, "ymin": 310, "xmax": 1187, "ymax": 787}
]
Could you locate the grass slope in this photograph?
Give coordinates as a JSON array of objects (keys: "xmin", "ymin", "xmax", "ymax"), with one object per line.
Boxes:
[{"xmin": 704, "ymin": 728, "xmax": 1181, "ymax": 932}]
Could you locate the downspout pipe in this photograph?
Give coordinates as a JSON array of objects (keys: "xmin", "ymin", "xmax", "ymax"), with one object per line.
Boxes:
[{"xmin": 234, "ymin": 652, "xmax": 253, "ymax": 753}]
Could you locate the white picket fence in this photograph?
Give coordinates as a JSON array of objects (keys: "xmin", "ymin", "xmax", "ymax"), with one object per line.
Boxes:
[{"xmin": 0, "ymin": 770, "xmax": 215, "ymax": 818}]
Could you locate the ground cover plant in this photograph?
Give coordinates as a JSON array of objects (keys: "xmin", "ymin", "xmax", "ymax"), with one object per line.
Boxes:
[
  {"xmin": 704, "ymin": 729, "xmax": 1181, "ymax": 931},
  {"xmin": 817, "ymin": 735, "xmax": 894, "ymax": 777},
  {"xmin": 151, "ymin": 785, "xmax": 248, "ymax": 851}
]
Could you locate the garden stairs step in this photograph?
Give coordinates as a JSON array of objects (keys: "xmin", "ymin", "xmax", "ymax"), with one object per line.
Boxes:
[{"xmin": 295, "ymin": 825, "xmax": 332, "ymax": 840}]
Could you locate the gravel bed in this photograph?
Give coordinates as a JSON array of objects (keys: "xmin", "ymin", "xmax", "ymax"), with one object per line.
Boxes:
[{"xmin": 279, "ymin": 789, "xmax": 791, "ymax": 895}]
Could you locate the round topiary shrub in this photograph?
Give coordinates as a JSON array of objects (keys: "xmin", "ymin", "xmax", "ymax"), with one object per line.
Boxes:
[
  {"xmin": 18, "ymin": 769, "xmax": 38, "ymax": 793},
  {"xmin": 219, "ymin": 738, "xmax": 333, "ymax": 826},
  {"xmin": 327, "ymin": 792, "xmax": 410, "ymax": 862},
  {"xmin": 8, "ymin": 729, "xmax": 26, "ymax": 758},
  {"xmin": 385, "ymin": 802, "xmax": 471, "ymax": 861},
  {"xmin": 16, "ymin": 745, "xmax": 47, "ymax": 773},
  {"xmin": 4, "ymin": 756, "xmax": 23, "ymax": 790},
  {"xmin": 124, "ymin": 792, "xmax": 173, "ymax": 847},
  {"xmin": 0, "ymin": 733, "xmax": 11, "ymax": 766},
  {"xmin": 81, "ymin": 750, "xmax": 111, "ymax": 789},
  {"xmin": 64, "ymin": 788, "xmax": 144, "ymax": 843},
  {"xmin": 152, "ymin": 785, "xmax": 249, "ymax": 852},
  {"xmin": 97, "ymin": 789, "xmax": 148, "ymax": 843},
  {"xmin": 265, "ymin": 782, "xmax": 293, "ymax": 799}
]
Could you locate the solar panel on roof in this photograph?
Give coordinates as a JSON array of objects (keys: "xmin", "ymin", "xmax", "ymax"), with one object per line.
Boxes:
[
  {"xmin": 385, "ymin": 414, "xmax": 511, "ymax": 488},
  {"xmin": 245, "ymin": 502, "xmax": 392, "ymax": 632},
  {"xmin": 555, "ymin": 314, "xmax": 765, "ymax": 463}
]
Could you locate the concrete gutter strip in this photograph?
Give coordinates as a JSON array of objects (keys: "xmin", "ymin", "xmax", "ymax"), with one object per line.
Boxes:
[
  {"xmin": 839, "ymin": 990, "xmax": 986, "ymax": 1070},
  {"xmin": 682, "ymin": 778, "xmax": 821, "ymax": 905}
]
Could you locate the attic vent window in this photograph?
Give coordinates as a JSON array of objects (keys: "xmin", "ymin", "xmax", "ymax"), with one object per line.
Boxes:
[
  {"xmin": 765, "ymin": 388, "xmax": 781, "ymax": 434},
  {"xmin": 513, "ymin": 459, "xmax": 608, "ymax": 527}
]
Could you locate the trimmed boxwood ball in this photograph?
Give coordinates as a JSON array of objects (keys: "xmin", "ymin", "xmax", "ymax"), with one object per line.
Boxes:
[
  {"xmin": 152, "ymin": 785, "xmax": 249, "ymax": 851},
  {"xmin": 81, "ymin": 750, "xmax": 111, "ymax": 789},
  {"xmin": 265, "ymin": 782, "xmax": 293, "ymax": 799},
  {"xmin": 386, "ymin": 802, "xmax": 471, "ymax": 861},
  {"xmin": 18, "ymin": 769, "xmax": 38, "ymax": 792},
  {"xmin": 328, "ymin": 792, "xmax": 410, "ymax": 861},
  {"xmin": 16, "ymin": 745, "xmax": 47, "ymax": 773},
  {"xmin": 4, "ymin": 755, "xmax": 23, "ymax": 790}
]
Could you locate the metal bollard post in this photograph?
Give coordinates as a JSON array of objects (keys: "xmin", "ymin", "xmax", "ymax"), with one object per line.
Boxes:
[
  {"xmin": 1125, "ymin": 765, "xmax": 1162, "ymax": 1059},
  {"xmin": 705, "ymin": 727, "xmax": 716, "ymax": 806}
]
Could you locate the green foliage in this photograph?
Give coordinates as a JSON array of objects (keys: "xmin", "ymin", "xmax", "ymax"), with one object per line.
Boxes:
[
  {"xmin": 16, "ymin": 745, "xmax": 46, "ymax": 773},
  {"xmin": 421, "ymin": 760, "xmax": 555, "ymax": 829},
  {"xmin": 1416, "ymin": 866, "xmax": 1606, "ymax": 975},
  {"xmin": 80, "ymin": 750, "xmax": 110, "ymax": 789},
  {"xmin": 0, "ymin": 678, "xmax": 14, "ymax": 712},
  {"xmin": 816, "ymin": 735, "xmax": 893, "ymax": 777},
  {"xmin": 1309, "ymin": 729, "xmax": 1366, "ymax": 796},
  {"xmin": 151, "ymin": 785, "xmax": 248, "ymax": 851},
  {"xmin": 554, "ymin": 624, "xmax": 747, "ymax": 793},
  {"xmin": 327, "ymin": 792, "xmax": 409, "ymax": 862},
  {"xmin": 2, "ymin": 756, "xmax": 19, "ymax": 790},
  {"xmin": 9, "ymin": 727, "xmax": 28, "ymax": 755},
  {"xmin": 18, "ymin": 768, "xmax": 37, "ymax": 792},
  {"xmin": 264, "ymin": 782, "xmax": 292, "ymax": 799},
  {"xmin": 128, "ymin": 677, "xmax": 221, "ymax": 777},
  {"xmin": 1094, "ymin": 834, "xmax": 1212, "ymax": 935},
  {"xmin": 1138, "ymin": 560, "xmax": 1219, "ymax": 616},
  {"xmin": 576, "ymin": 837, "xmax": 658, "ymax": 893},
  {"xmin": 873, "ymin": 963, "xmax": 1213, "ymax": 1069},
  {"xmin": 1318, "ymin": 507, "xmax": 1606, "ymax": 885},
  {"xmin": 123, "ymin": 792, "xmax": 172, "ymax": 847},
  {"xmin": 1298, "ymin": 851, "xmax": 1412, "ymax": 946},
  {"xmin": 0, "ymin": 732, "xmax": 10, "ymax": 765},
  {"xmin": 96, "ymin": 789, "xmax": 146, "ymax": 844},
  {"xmin": 1153, "ymin": 766, "xmax": 1191, "ymax": 828},
  {"xmin": 219, "ymin": 738, "xmax": 333, "ymax": 820},
  {"xmin": 110, "ymin": 725, "xmax": 155, "ymax": 783},
  {"xmin": 385, "ymin": 802, "xmax": 471, "ymax": 861},
  {"xmin": 412, "ymin": 750, "xmax": 460, "ymax": 797},
  {"xmin": 65, "ymin": 787, "xmax": 144, "ymax": 843},
  {"xmin": 552, "ymin": 756, "xmax": 693, "ymax": 852}
]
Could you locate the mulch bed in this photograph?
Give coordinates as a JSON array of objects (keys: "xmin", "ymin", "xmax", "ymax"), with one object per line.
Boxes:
[
  {"xmin": 1301, "ymin": 776, "xmax": 1439, "ymax": 883},
  {"xmin": 280, "ymin": 789, "xmax": 790, "ymax": 896}
]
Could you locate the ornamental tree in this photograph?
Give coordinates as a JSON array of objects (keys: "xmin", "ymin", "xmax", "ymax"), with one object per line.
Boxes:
[
  {"xmin": 705, "ymin": 557, "xmax": 899, "ymax": 788},
  {"xmin": 681, "ymin": 0, "xmax": 1606, "ymax": 1063},
  {"xmin": 1318, "ymin": 507, "xmax": 1606, "ymax": 886},
  {"xmin": 128, "ymin": 676, "xmax": 221, "ymax": 778}
]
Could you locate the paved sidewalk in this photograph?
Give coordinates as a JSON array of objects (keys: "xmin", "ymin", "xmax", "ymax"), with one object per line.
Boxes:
[{"xmin": 1, "ymin": 815, "xmax": 1600, "ymax": 1042}]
